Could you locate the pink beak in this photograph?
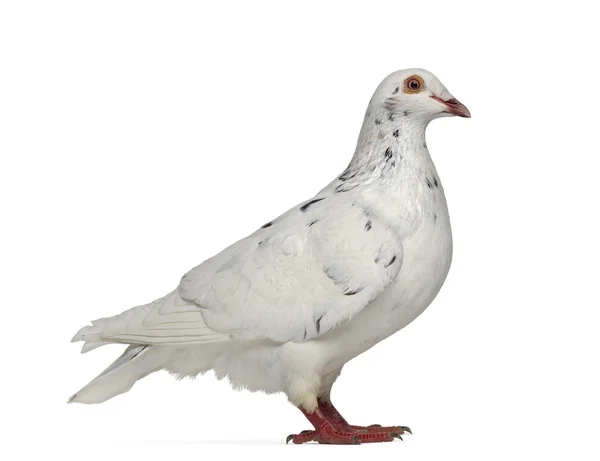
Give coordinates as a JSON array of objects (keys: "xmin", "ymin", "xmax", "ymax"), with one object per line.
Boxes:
[{"xmin": 431, "ymin": 95, "xmax": 471, "ymax": 118}]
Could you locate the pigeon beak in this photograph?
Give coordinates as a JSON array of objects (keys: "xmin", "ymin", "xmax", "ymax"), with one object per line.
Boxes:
[{"xmin": 431, "ymin": 95, "xmax": 471, "ymax": 118}]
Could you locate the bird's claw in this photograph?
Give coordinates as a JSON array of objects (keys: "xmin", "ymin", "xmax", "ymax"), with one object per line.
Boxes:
[
  {"xmin": 390, "ymin": 432, "xmax": 403, "ymax": 441},
  {"xmin": 400, "ymin": 426, "xmax": 412, "ymax": 434},
  {"xmin": 286, "ymin": 434, "xmax": 294, "ymax": 444}
]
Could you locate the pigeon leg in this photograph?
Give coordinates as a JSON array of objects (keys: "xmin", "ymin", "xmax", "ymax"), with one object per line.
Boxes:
[
  {"xmin": 287, "ymin": 406, "xmax": 407, "ymax": 444},
  {"xmin": 316, "ymin": 398, "xmax": 352, "ymax": 429},
  {"xmin": 318, "ymin": 398, "xmax": 412, "ymax": 435}
]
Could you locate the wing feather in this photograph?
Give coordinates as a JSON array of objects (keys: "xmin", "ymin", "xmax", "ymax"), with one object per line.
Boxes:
[
  {"xmin": 179, "ymin": 196, "xmax": 402, "ymax": 343},
  {"xmin": 73, "ymin": 291, "xmax": 230, "ymax": 347}
]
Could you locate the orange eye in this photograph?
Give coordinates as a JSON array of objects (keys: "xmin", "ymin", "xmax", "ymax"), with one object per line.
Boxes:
[{"xmin": 404, "ymin": 75, "xmax": 424, "ymax": 94}]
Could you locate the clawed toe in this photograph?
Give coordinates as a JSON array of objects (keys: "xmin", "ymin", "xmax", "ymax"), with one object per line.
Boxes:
[
  {"xmin": 287, "ymin": 430, "xmax": 316, "ymax": 444},
  {"xmin": 350, "ymin": 424, "xmax": 412, "ymax": 435}
]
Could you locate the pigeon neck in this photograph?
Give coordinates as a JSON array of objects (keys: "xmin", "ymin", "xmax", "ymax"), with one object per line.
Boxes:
[{"xmin": 349, "ymin": 108, "xmax": 431, "ymax": 176}]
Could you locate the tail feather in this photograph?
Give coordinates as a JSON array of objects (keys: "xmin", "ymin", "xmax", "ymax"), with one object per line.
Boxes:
[
  {"xmin": 80, "ymin": 341, "xmax": 111, "ymax": 353},
  {"xmin": 68, "ymin": 345, "xmax": 172, "ymax": 404},
  {"xmin": 72, "ymin": 321, "xmax": 111, "ymax": 353}
]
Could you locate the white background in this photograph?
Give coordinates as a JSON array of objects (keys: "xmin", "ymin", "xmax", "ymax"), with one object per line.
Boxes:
[{"xmin": 1, "ymin": 1, "xmax": 599, "ymax": 460}]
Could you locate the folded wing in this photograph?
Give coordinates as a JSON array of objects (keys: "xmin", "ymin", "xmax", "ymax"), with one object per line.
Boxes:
[{"xmin": 179, "ymin": 197, "xmax": 403, "ymax": 343}]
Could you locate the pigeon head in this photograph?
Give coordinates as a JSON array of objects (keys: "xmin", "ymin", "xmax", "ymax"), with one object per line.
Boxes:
[{"xmin": 372, "ymin": 68, "xmax": 470, "ymax": 120}]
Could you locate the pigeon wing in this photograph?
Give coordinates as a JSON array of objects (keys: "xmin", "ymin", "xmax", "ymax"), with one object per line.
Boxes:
[{"xmin": 179, "ymin": 196, "xmax": 403, "ymax": 343}]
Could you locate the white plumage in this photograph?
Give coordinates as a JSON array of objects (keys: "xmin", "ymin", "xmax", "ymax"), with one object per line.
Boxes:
[{"xmin": 69, "ymin": 69, "xmax": 469, "ymax": 440}]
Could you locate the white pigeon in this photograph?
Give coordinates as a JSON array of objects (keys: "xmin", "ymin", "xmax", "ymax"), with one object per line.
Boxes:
[{"xmin": 70, "ymin": 68, "xmax": 470, "ymax": 444}]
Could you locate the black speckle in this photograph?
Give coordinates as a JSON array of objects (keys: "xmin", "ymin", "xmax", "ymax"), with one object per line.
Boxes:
[
  {"xmin": 392, "ymin": 86, "xmax": 399, "ymax": 95},
  {"xmin": 391, "ymin": 160, "xmax": 396, "ymax": 167},
  {"xmin": 426, "ymin": 178, "xmax": 433, "ymax": 189},
  {"xmin": 392, "ymin": 129, "xmax": 399, "ymax": 137},
  {"xmin": 364, "ymin": 220, "xmax": 372, "ymax": 231},
  {"xmin": 300, "ymin": 198, "xmax": 325, "ymax": 212},
  {"xmin": 371, "ymin": 165, "xmax": 376, "ymax": 172},
  {"xmin": 335, "ymin": 183, "xmax": 357, "ymax": 193},
  {"xmin": 261, "ymin": 221, "xmax": 273, "ymax": 228},
  {"xmin": 385, "ymin": 255, "xmax": 397, "ymax": 268},
  {"xmin": 258, "ymin": 239, "xmax": 264, "ymax": 246},
  {"xmin": 309, "ymin": 220, "xmax": 319, "ymax": 226},
  {"xmin": 384, "ymin": 98, "xmax": 399, "ymax": 111},
  {"xmin": 434, "ymin": 213, "xmax": 438, "ymax": 222},
  {"xmin": 315, "ymin": 316, "xmax": 323, "ymax": 334},
  {"xmin": 339, "ymin": 169, "xmax": 357, "ymax": 181},
  {"xmin": 345, "ymin": 288, "xmax": 363, "ymax": 296},
  {"xmin": 433, "ymin": 177, "xmax": 439, "ymax": 187},
  {"xmin": 384, "ymin": 147, "xmax": 393, "ymax": 161},
  {"xmin": 422, "ymin": 142, "xmax": 427, "ymax": 149},
  {"xmin": 388, "ymin": 113, "xmax": 394, "ymax": 121},
  {"xmin": 403, "ymin": 110, "xmax": 410, "ymax": 116},
  {"xmin": 374, "ymin": 119, "xmax": 382, "ymax": 125}
]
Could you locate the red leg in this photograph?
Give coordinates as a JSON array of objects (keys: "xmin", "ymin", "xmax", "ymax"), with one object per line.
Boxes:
[
  {"xmin": 317, "ymin": 399, "xmax": 351, "ymax": 429},
  {"xmin": 287, "ymin": 400, "xmax": 410, "ymax": 445}
]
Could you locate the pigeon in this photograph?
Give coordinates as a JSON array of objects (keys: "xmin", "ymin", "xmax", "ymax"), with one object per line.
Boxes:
[{"xmin": 69, "ymin": 68, "xmax": 470, "ymax": 444}]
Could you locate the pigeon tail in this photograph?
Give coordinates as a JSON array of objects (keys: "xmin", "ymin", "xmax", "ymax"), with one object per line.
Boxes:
[
  {"xmin": 68, "ymin": 344, "xmax": 173, "ymax": 404},
  {"xmin": 71, "ymin": 318, "xmax": 115, "ymax": 352}
]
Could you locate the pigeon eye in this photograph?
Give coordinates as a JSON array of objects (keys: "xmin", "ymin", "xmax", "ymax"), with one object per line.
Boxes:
[{"xmin": 404, "ymin": 75, "xmax": 424, "ymax": 94}]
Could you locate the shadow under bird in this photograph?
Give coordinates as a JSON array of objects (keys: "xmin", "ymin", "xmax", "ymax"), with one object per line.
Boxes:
[{"xmin": 70, "ymin": 68, "xmax": 470, "ymax": 444}]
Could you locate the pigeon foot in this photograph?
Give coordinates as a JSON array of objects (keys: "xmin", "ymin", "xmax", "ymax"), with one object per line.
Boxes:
[{"xmin": 287, "ymin": 403, "xmax": 410, "ymax": 445}]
